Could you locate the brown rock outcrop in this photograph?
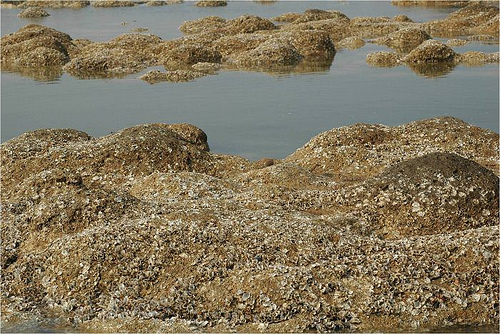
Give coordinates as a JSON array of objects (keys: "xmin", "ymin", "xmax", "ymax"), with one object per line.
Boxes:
[
  {"xmin": 1, "ymin": 24, "xmax": 75, "ymax": 67},
  {"xmin": 17, "ymin": 7, "xmax": 50, "ymax": 17}
]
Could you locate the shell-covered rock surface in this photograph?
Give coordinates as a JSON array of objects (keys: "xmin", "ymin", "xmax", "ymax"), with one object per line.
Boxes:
[
  {"xmin": 1, "ymin": 2, "xmax": 498, "ymax": 81},
  {"xmin": 1, "ymin": 117, "xmax": 499, "ymax": 332}
]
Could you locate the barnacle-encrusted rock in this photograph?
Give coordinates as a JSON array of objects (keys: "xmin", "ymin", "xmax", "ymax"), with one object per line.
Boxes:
[
  {"xmin": 352, "ymin": 152, "xmax": 499, "ymax": 239},
  {"xmin": 424, "ymin": 2, "xmax": 499, "ymax": 37},
  {"xmin": 17, "ymin": 7, "xmax": 50, "ymax": 18},
  {"xmin": 64, "ymin": 33, "xmax": 162, "ymax": 77},
  {"xmin": 286, "ymin": 117, "xmax": 499, "ymax": 180},
  {"xmin": 392, "ymin": 14, "xmax": 413, "ymax": 22},
  {"xmin": 179, "ymin": 15, "xmax": 274, "ymax": 38},
  {"xmin": 349, "ymin": 16, "xmax": 406, "ymax": 39},
  {"xmin": 63, "ymin": 47, "xmax": 141, "ymax": 77},
  {"xmin": 1, "ymin": 118, "xmax": 499, "ymax": 333},
  {"xmin": 366, "ymin": 51, "xmax": 402, "ymax": 67},
  {"xmin": 391, "ymin": 0, "xmax": 469, "ymax": 7},
  {"xmin": 91, "ymin": 0, "xmax": 135, "ymax": 7},
  {"xmin": 17, "ymin": 0, "xmax": 89, "ymax": 8},
  {"xmin": 179, "ymin": 16, "xmax": 226, "ymax": 35},
  {"xmin": 224, "ymin": 15, "xmax": 276, "ymax": 35},
  {"xmin": 272, "ymin": 30, "xmax": 336, "ymax": 60},
  {"xmin": 195, "ymin": 0, "xmax": 226, "ymax": 7},
  {"xmin": 17, "ymin": 46, "xmax": 69, "ymax": 66},
  {"xmin": 372, "ymin": 27, "xmax": 431, "ymax": 52},
  {"xmin": 191, "ymin": 61, "xmax": 221, "ymax": 73},
  {"xmin": 1, "ymin": 24, "xmax": 75, "ymax": 66},
  {"xmin": 213, "ymin": 33, "xmax": 270, "ymax": 58},
  {"xmin": 162, "ymin": 43, "xmax": 222, "ymax": 69},
  {"xmin": 403, "ymin": 39, "xmax": 457, "ymax": 63},
  {"xmin": 229, "ymin": 39, "xmax": 302, "ymax": 67},
  {"xmin": 446, "ymin": 38, "xmax": 469, "ymax": 46},
  {"xmin": 0, "ymin": 124, "xmax": 236, "ymax": 193},
  {"xmin": 292, "ymin": 9, "xmax": 350, "ymax": 24},
  {"xmin": 271, "ymin": 12, "xmax": 302, "ymax": 23},
  {"xmin": 456, "ymin": 51, "xmax": 500, "ymax": 66}
]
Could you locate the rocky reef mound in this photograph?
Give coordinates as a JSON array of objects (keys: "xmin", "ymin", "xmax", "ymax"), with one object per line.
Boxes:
[
  {"xmin": 1, "ymin": 24, "xmax": 75, "ymax": 67},
  {"xmin": 91, "ymin": 0, "xmax": 136, "ymax": 7},
  {"xmin": 2, "ymin": 2, "xmax": 499, "ymax": 81},
  {"xmin": 16, "ymin": 0, "xmax": 90, "ymax": 8},
  {"xmin": 17, "ymin": 7, "xmax": 50, "ymax": 18},
  {"xmin": 372, "ymin": 27, "xmax": 430, "ymax": 53},
  {"xmin": 195, "ymin": 0, "xmax": 227, "ymax": 7},
  {"xmin": 64, "ymin": 33, "xmax": 163, "ymax": 78},
  {"xmin": 1, "ymin": 117, "xmax": 499, "ymax": 333},
  {"xmin": 424, "ymin": 2, "xmax": 499, "ymax": 37}
]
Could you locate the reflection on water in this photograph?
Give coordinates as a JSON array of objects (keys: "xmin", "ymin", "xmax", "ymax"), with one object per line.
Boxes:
[
  {"xmin": 1, "ymin": 318, "xmax": 59, "ymax": 333},
  {"xmin": 1, "ymin": 2, "xmax": 498, "ymax": 160},
  {"xmin": 1, "ymin": 63, "xmax": 64, "ymax": 82},
  {"xmin": 226, "ymin": 58, "xmax": 335, "ymax": 76},
  {"xmin": 407, "ymin": 62, "xmax": 457, "ymax": 78}
]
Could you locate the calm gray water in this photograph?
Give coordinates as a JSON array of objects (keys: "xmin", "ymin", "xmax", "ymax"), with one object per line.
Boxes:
[{"xmin": 1, "ymin": 1, "xmax": 499, "ymax": 160}]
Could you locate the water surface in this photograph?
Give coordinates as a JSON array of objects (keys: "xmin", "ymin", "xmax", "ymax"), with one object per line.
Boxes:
[{"xmin": 1, "ymin": 1, "xmax": 499, "ymax": 160}]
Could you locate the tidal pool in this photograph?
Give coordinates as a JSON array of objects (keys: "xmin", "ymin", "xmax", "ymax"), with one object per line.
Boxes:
[{"xmin": 1, "ymin": 1, "xmax": 499, "ymax": 160}]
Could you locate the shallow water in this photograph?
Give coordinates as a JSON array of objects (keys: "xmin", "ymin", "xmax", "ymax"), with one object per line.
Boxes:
[{"xmin": 1, "ymin": 1, "xmax": 499, "ymax": 160}]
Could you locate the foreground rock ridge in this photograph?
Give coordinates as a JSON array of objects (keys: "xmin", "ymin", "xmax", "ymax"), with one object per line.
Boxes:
[
  {"xmin": 1, "ymin": 116, "xmax": 499, "ymax": 332},
  {"xmin": 1, "ymin": 2, "xmax": 499, "ymax": 81}
]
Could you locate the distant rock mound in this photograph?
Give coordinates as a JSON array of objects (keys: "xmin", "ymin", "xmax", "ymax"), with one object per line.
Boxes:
[
  {"xmin": 17, "ymin": 7, "xmax": 50, "ymax": 18},
  {"xmin": 1, "ymin": 24, "xmax": 75, "ymax": 66}
]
